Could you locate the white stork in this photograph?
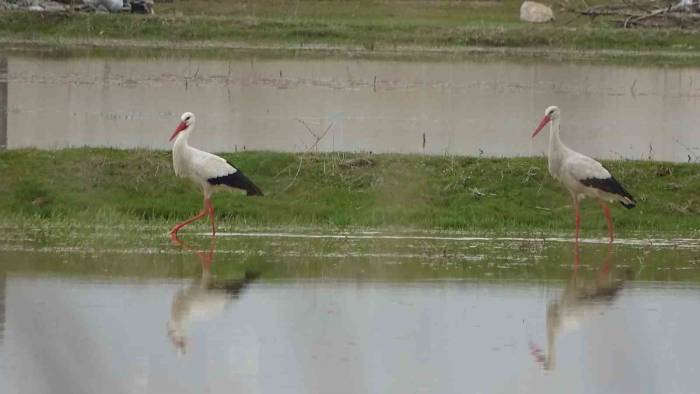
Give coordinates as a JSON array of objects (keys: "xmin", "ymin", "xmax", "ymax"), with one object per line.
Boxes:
[
  {"xmin": 532, "ymin": 106, "xmax": 636, "ymax": 243},
  {"xmin": 168, "ymin": 112, "xmax": 263, "ymax": 241}
]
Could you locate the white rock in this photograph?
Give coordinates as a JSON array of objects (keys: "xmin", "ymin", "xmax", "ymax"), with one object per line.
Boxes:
[
  {"xmin": 43, "ymin": 1, "xmax": 70, "ymax": 12},
  {"xmin": 83, "ymin": 0, "xmax": 123, "ymax": 12},
  {"xmin": 520, "ymin": 1, "xmax": 554, "ymax": 23}
]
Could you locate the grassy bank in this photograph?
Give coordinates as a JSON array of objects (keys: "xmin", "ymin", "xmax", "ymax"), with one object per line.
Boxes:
[
  {"xmin": 0, "ymin": 149, "xmax": 698, "ymax": 236},
  {"xmin": 3, "ymin": 0, "xmax": 700, "ymax": 63}
]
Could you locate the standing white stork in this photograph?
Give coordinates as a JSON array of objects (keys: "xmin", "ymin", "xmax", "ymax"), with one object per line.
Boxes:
[
  {"xmin": 532, "ymin": 106, "xmax": 636, "ymax": 243},
  {"xmin": 168, "ymin": 112, "xmax": 263, "ymax": 241}
]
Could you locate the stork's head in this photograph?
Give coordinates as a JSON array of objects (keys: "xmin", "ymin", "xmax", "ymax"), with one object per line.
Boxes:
[
  {"xmin": 532, "ymin": 106, "xmax": 560, "ymax": 138},
  {"xmin": 170, "ymin": 112, "xmax": 196, "ymax": 142}
]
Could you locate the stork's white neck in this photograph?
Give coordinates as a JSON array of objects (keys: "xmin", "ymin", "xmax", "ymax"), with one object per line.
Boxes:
[
  {"xmin": 546, "ymin": 117, "xmax": 568, "ymax": 178},
  {"xmin": 172, "ymin": 125, "xmax": 195, "ymax": 178},
  {"xmin": 548, "ymin": 117, "xmax": 566, "ymax": 155},
  {"xmin": 174, "ymin": 126, "xmax": 193, "ymax": 148}
]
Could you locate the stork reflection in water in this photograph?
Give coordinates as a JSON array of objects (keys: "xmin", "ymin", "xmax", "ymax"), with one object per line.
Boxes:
[
  {"xmin": 167, "ymin": 235, "xmax": 260, "ymax": 355},
  {"xmin": 530, "ymin": 244, "xmax": 626, "ymax": 370}
]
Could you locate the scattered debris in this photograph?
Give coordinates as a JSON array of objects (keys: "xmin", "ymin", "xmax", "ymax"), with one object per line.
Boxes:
[
  {"xmin": 31, "ymin": 197, "xmax": 50, "ymax": 207},
  {"xmin": 0, "ymin": 0, "xmax": 69, "ymax": 11},
  {"xmin": 665, "ymin": 182, "xmax": 682, "ymax": 191},
  {"xmin": 339, "ymin": 157, "xmax": 376, "ymax": 169},
  {"xmin": 655, "ymin": 166, "xmax": 673, "ymax": 177},
  {"xmin": 0, "ymin": 0, "xmax": 153, "ymax": 13},
  {"xmin": 520, "ymin": 1, "xmax": 555, "ymax": 22},
  {"xmin": 523, "ymin": 166, "xmax": 540, "ymax": 183},
  {"xmin": 564, "ymin": 0, "xmax": 700, "ymax": 28},
  {"xmin": 471, "ymin": 187, "xmax": 486, "ymax": 199}
]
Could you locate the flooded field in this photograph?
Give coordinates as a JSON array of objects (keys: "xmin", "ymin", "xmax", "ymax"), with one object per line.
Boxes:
[
  {"xmin": 1, "ymin": 49, "xmax": 700, "ymax": 392},
  {"xmin": 2, "ymin": 53, "xmax": 700, "ymax": 162},
  {"xmin": 1, "ymin": 230, "xmax": 699, "ymax": 393}
]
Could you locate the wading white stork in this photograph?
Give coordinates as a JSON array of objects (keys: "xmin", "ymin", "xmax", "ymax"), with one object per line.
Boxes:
[
  {"xmin": 168, "ymin": 112, "xmax": 263, "ymax": 241},
  {"xmin": 532, "ymin": 106, "xmax": 636, "ymax": 243}
]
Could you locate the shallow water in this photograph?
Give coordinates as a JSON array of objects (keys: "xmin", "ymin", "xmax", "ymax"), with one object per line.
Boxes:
[
  {"xmin": 2, "ymin": 53, "xmax": 700, "ymax": 162},
  {"xmin": 0, "ymin": 232, "xmax": 699, "ymax": 394}
]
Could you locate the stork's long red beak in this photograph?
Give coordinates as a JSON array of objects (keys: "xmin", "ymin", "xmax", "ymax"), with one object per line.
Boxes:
[
  {"xmin": 170, "ymin": 121, "xmax": 188, "ymax": 141},
  {"xmin": 532, "ymin": 115, "xmax": 551, "ymax": 138}
]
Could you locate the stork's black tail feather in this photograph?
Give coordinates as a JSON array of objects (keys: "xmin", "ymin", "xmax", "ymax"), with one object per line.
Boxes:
[
  {"xmin": 208, "ymin": 167, "xmax": 264, "ymax": 196},
  {"xmin": 579, "ymin": 176, "xmax": 636, "ymax": 209},
  {"xmin": 620, "ymin": 197, "xmax": 636, "ymax": 209}
]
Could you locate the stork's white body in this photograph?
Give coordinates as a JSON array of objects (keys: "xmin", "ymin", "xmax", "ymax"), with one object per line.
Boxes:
[
  {"xmin": 172, "ymin": 132, "xmax": 239, "ymax": 199},
  {"xmin": 547, "ymin": 128, "xmax": 620, "ymax": 205}
]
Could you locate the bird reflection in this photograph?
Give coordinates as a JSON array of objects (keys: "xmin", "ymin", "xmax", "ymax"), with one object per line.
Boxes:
[
  {"xmin": 168, "ymin": 235, "xmax": 260, "ymax": 355},
  {"xmin": 1, "ymin": 56, "xmax": 7, "ymax": 150},
  {"xmin": 0, "ymin": 270, "xmax": 5, "ymax": 345},
  {"xmin": 530, "ymin": 244, "xmax": 625, "ymax": 370}
]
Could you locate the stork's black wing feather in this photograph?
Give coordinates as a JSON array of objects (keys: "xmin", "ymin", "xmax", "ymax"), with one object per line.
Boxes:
[
  {"xmin": 580, "ymin": 176, "xmax": 636, "ymax": 209},
  {"xmin": 207, "ymin": 162, "xmax": 263, "ymax": 196}
]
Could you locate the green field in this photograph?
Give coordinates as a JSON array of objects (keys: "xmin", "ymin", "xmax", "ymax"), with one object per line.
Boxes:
[
  {"xmin": 3, "ymin": 0, "xmax": 700, "ymax": 64},
  {"xmin": 1, "ymin": 149, "xmax": 698, "ymax": 237}
]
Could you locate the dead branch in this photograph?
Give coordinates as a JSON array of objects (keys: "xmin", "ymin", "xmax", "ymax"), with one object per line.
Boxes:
[
  {"xmin": 573, "ymin": 0, "xmax": 700, "ymax": 28},
  {"xmin": 295, "ymin": 118, "xmax": 334, "ymax": 152},
  {"xmin": 309, "ymin": 122, "xmax": 334, "ymax": 152},
  {"xmin": 282, "ymin": 156, "xmax": 304, "ymax": 192},
  {"xmin": 277, "ymin": 120, "xmax": 335, "ymax": 191}
]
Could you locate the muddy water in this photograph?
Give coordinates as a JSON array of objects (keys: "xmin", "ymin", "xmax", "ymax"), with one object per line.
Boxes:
[
  {"xmin": 3, "ymin": 53, "xmax": 700, "ymax": 162},
  {"xmin": 0, "ymin": 57, "xmax": 6, "ymax": 150},
  {"xmin": 1, "ymin": 233, "xmax": 699, "ymax": 394}
]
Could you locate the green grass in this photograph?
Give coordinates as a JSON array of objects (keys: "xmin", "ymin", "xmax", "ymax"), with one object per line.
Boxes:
[
  {"xmin": 1, "ymin": 148, "xmax": 699, "ymax": 236},
  {"xmin": 3, "ymin": 0, "xmax": 700, "ymax": 64}
]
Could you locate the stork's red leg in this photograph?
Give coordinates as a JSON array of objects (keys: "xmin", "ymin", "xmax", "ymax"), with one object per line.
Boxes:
[
  {"xmin": 599, "ymin": 202, "xmax": 614, "ymax": 243},
  {"xmin": 574, "ymin": 199, "xmax": 581, "ymax": 244},
  {"xmin": 205, "ymin": 198, "xmax": 216, "ymax": 236},
  {"xmin": 169, "ymin": 203, "xmax": 209, "ymax": 242}
]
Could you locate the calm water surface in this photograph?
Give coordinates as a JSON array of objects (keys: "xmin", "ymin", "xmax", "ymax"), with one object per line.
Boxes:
[
  {"xmin": 2, "ymin": 53, "xmax": 700, "ymax": 162},
  {"xmin": 0, "ymin": 233, "xmax": 698, "ymax": 394}
]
